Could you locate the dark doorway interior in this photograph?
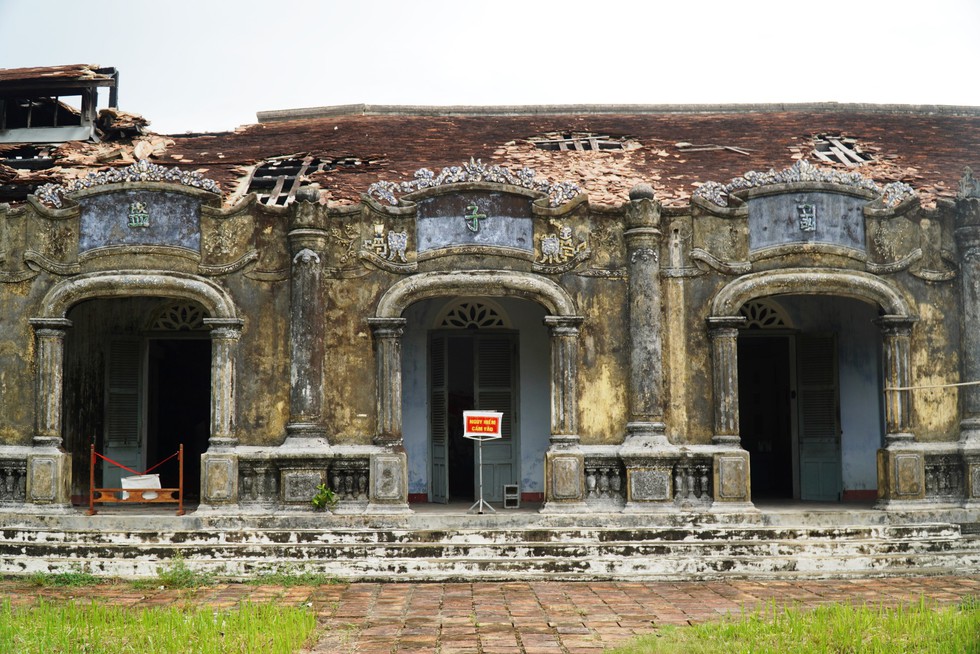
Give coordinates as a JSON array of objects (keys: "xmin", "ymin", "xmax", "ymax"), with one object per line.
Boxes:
[
  {"xmin": 738, "ymin": 336, "xmax": 794, "ymax": 498},
  {"xmin": 146, "ymin": 339, "xmax": 210, "ymax": 501},
  {"xmin": 447, "ymin": 337, "xmax": 475, "ymax": 501}
]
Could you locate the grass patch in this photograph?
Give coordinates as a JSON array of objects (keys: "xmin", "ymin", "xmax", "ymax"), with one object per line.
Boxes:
[
  {"xmin": 608, "ymin": 598, "xmax": 980, "ymax": 654},
  {"xmin": 0, "ymin": 598, "xmax": 316, "ymax": 654},
  {"xmin": 131, "ymin": 551, "xmax": 215, "ymax": 590},
  {"xmin": 245, "ymin": 569, "xmax": 342, "ymax": 587},
  {"xmin": 28, "ymin": 568, "xmax": 103, "ymax": 588}
]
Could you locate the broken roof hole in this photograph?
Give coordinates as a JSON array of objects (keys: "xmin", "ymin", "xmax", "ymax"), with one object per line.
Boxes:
[
  {"xmin": 529, "ymin": 132, "xmax": 638, "ymax": 152},
  {"xmin": 247, "ymin": 155, "xmax": 373, "ymax": 206},
  {"xmin": 812, "ymin": 134, "xmax": 874, "ymax": 167}
]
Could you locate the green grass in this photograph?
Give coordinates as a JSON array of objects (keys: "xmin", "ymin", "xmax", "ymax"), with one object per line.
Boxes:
[
  {"xmin": 244, "ymin": 569, "xmax": 343, "ymax": 587},
  {"xmin": 131, "ymin": 551, "xmax": 215, "ymax": 590},
  {"xmin": 608, "ymin": 598, "xmax": 980, "ymax": 654},
  {"xmin": 28, "ymin": 568, "xmax": 103, "ymax": 588},
  {"xmin": 0, "ymin": 598, "xmax": 317, "ymax": 654}
]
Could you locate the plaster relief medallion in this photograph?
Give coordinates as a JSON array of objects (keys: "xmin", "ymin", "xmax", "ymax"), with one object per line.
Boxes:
[
  {"xmin": 329, "ymin": 222, "xmax": 362, "ymax": 265},
  {"xmin": 128, "ymin": 201, "xmax": 150, "ymax": 228},
  {"xmin": 796, "ymin": 203, "xmax": 816, "ymax": 232},
  {"xmin": 361, "ymin": 224, "xmax": 415, "ymax": 273},
  {"xmin": 538, "ymin": 225, "xmax": 587, "ymax": 265}
]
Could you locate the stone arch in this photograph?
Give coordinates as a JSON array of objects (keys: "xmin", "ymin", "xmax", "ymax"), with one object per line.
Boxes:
[
  {"xmin": 376, "ymin": 270, "xmax": 578, "ymax": 319},
  {"xmin": 711, "ymin": 268, "xmax": 914, "ymax": 319},
  {"xmin": 38, "ymin": 270, "xmax": 238, "ymax": 321}
]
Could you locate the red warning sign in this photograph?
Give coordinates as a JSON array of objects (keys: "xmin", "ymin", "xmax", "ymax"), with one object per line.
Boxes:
[{"xmin": 463, "ymin": 411, "xmax": 503, "ymax": 440}]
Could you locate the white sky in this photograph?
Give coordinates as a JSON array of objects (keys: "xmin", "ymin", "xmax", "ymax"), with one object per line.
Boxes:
[{"xmin": 2, "ymin": 0, "xmax": 979, "ymax": 135}]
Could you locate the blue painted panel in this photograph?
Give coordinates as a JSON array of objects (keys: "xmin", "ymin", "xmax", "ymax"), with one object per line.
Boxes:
[
  {"xmin": 78, "ymin": 190, "xmax": 201, "ymax": 253},
  {"xmin": 416, "ymin": 191, "xmax": 533, "ymax": 254},
  {"xmin": 748, "ymin": 192, "xmax": 866, "ymax": 252}
]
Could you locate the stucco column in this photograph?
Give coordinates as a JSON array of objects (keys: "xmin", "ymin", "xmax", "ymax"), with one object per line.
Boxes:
[
  {"xmin": 26, "ymin": 318, "xmax": 73, "ymax": 507},
  {"xmin": 29, "ymin": 318, "xmax": 72, "ymax": 448},
  {"xmin": 877, "ymin": 315, "xmax": 917, "ymax": 444},
  {"xmin": 542, "ymin": 315, "xmax": 587, "ymax": 511},
  {"xmin": 286, "ymin": 235, "xmax": 327, "ymax": 441},
  {"xmin": 955, "ymin": 196, "xmax": 980, "ymax": 504},
  {"xmin": 955, "ymin": 215, "xmax": 980, "ymax": 441},
  {"xmin": 707, "ymin": 316, "xmax": 746, "ymax": 445},
  {"xmin": 203, "ymin": 318, "xmax": 243, "ymax": 449},
  {"xmin": 624, "ymin": 187, "xmax": 667, "ymax": 445},
  {"xmin": 367, "ymin": 317, "xmax": 406, "ymax": 447},
  {"xmin": 544, "ymin": 315, "xmax": 584, "ymax": 443}
]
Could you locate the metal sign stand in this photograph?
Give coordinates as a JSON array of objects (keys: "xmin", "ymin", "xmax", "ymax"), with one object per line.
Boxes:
[{"xmin": 468, "ymin": 435, "xmax": 495, "ymax": 515}]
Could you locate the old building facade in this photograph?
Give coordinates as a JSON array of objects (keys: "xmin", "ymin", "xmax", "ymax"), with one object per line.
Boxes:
[{"xmin": 2, "ymin": 66, "xmax": 980, "ymax": 525}]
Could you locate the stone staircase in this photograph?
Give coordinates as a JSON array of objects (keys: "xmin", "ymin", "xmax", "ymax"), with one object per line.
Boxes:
[{"xmin": 1, "ymin": 507, "xmax": 979, "ymax": 580}]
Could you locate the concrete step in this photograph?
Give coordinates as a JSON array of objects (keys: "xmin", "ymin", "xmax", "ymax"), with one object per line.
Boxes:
[{"xmin": 1, "ymin": 521, "xmax": 975, "ymax": 580}]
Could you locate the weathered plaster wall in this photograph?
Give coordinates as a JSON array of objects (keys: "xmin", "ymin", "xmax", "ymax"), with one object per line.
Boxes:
[
  {"xmin": 565, "ymin": 274, "xmax": 629, "ymax": 444},
  {"xmin": 0, "ymin": 277, "xmax": 44, "ymax": 445},
  {"xmin": 322, "ymin": 272, "xmax": 382, "ymax": 443},
  {"xmin": 220, "ymin": 273, "xmax": 289, "ymax": 445}
]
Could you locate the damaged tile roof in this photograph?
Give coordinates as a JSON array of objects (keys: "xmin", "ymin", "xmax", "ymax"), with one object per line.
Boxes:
[
  {"xmin": 2, "ymin": 65, "xmax": 978, "ymax": 211},
  {"xmin": 0, "ymin": 63, "xmax": 117, "ymax": 85}
]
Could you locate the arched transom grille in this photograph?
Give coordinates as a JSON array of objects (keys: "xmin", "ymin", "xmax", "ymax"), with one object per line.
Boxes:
[
  {"xmin": 436, "ymin": 299, "xmax": 511, "ymax": 329},
  {"xmin": 149, "ymin": 301, "xmax": 207, "ymax": 331},
  {"xmin": 740, "ymin": 299, "xmax": 792, "ymax": 329}
]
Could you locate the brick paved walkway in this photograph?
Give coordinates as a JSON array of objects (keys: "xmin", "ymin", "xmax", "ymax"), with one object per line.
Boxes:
[{"xmin": 1, "ymin": 576, "xmax": 977, "ymax": 653}]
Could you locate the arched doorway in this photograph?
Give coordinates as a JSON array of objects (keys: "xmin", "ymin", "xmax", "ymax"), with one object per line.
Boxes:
[
  {"xmin": 372, "ymin": 270, "xmax": 582, "ymax": 509},
  {"xmin": 711, "ymin": 268, "xmax": 917, "ymax": 504},
  {"xmin": 737, "ymin": 297, "xmax": 884, "ymax": 501},
  {"xmin": 32, "ymin": 270, "xmax": 242, "ymax": 505},
  {"xmin": 401, "ymin": 297, "xmax": 550, "ymax": 504},
  {"xmin": 63, "ymin": 299, "xmax": 212, "ymax": 500}
]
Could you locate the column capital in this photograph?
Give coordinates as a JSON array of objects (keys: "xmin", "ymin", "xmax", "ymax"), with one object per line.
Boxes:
[
  {"xmin": 203, "ymin": 318, "xmax": 244, "ymax": 339},
  {"xmin": 29, "ymin": 318, "xmax": 73, "ymax": 333},
  {"xmin": 287, "ymin": 228, "xmax": 329, "ymax": 256},
  {"xmin": 875, "ymin": 315, "xmax": 918, "ymax": 335},
  {"xmin": 367, "ymin": 317, "xmax": 407, "ymax": 338},
  {"xmin": 543, "ymin": 315, "xmax": 584, "ymax": 334},
  {"xmin": 707, "ymin": 315, "xmax": 746, "ymax": 336}
]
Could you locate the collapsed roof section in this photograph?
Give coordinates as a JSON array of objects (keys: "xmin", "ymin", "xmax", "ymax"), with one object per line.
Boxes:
[{"xmin": 0, "ymin": 65, "xmax": 153, "ymax": 203}]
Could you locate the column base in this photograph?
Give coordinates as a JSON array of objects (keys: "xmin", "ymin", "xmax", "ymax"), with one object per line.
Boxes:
[
  {"xmin": 283, "ymin": 422, "xmax": 330, "ymax": 449},
  {"xmin": 370, "ymin": 452, "xmax": 409, "ymax": 508},
  {"xmin": 201, "ymin": 451, "xmax": 239, "ymax": 506},
  {"xmin": 624, "ymin": 421, "xmax": 670, "ymax": 449},
  {"xmin": 544, "ymin": 447, "xmax": 585, "ymax": 508},
  {"xmin": 876, "ymin": 447, "xmax": 925, "ymax": 503},
  {"xmin": 26, "ymin": 447, "xmax": 71, "ymax": 507}
]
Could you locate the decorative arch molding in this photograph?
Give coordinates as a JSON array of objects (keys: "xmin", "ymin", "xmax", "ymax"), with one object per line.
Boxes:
[
  {"xmin": 711, "ymin": 268, "xmax": 914, "ymax": 319},
  {"xmin": 376, "ymin": 270, "xmax": 578, "ymax": 319},
  {"xmin": 38, "ymin": 270, "xmax": 238, "ymax": 321}
]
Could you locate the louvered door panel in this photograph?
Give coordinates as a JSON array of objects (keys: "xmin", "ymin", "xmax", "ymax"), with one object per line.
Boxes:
[
  {"xmin": 429, "ymin": 335, "xmax": 448, "ymax": 503},
  {"xmin": 104, "ymin": 339, "xmax": 143, "ymax": 490},
  {"xmin": 476, "ymin": 334, "xmax": 517, "ymax": 502},
  {"xmin": 797, "ymin": 335, "xmax": 841, "ymax": 501}
]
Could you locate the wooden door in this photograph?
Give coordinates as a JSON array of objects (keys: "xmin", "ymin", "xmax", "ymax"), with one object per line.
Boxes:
[
  {"xmin": 103, "ymin": 338, "xmax": 143, "ymax": 489},
  {"xmin": 797, "ymin": 334, "xmax": 842, "ymax": 501}
]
